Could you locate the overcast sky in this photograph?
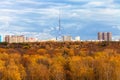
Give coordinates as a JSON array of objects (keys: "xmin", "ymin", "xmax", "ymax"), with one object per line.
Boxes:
[{"xmin": 0, "ymin": 0, "xmax": 120, "ymax": 40}]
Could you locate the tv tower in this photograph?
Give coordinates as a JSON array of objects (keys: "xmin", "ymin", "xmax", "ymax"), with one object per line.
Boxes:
[{"xmin": 56, "ymin": 10, "xmax": 62, "ymax": 41}]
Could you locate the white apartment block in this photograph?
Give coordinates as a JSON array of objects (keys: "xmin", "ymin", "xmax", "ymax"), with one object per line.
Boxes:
[{"xmin": 5, "ymin": 35, "xmax": 25, "ymax": 43}]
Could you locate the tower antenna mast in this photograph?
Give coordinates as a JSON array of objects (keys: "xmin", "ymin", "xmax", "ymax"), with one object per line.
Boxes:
[
  {"xmin": 59, "ymin": 10, "xmax": 61, "ymax": 32},
  {"xmin": 56, "ymin": 10, "xmax": 61, "ymax": 41}
]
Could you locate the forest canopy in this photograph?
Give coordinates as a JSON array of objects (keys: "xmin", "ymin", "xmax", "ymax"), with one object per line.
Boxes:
[{"xmin": 0, "ymin": 42, "xmax": 119, "ymax": 80}]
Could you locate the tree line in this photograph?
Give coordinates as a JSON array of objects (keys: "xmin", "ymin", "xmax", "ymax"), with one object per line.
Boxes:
[{"xmin": 0, "ymin": 42, "xmax": 119, "ymax": 80}]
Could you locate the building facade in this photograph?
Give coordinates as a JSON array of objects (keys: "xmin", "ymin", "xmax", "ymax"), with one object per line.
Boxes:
[
  {"xmin": 5, "ymin": 35, "xmax": 11, "ymax": 43},
  {"xmin": 107, "ymin": 32, "xmax": 112, "ymax": 41},
  {"xmin": 98, "ymin": 32, "xmax": 112, "ymax": 41},
  {"xmin": 62, "ymin": 36, "xmax": 72, "ymax": 41},
  {"xmin": 5, "ymin": 35, "xmax": 25, "ymax": 43}
]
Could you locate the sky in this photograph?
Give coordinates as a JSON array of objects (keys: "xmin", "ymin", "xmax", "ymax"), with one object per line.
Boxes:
[{"xmin": 0, "ymin": 0, "xmax": 120, "ymax": 40}]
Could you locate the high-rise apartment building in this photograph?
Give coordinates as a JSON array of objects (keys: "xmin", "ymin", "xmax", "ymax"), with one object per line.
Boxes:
[
  {"xmin": 5, "ymin": 35, "xmax": 11, "ymax": 43},
  {"xmin": 62, "ymin": 36, "xmax": 72, "ymax": 41},
  {"xmin": 17, "ymin": 35, "xmax": 25, "ymax": 43},
  {"xmin": 98, "ymin": 32, "xmax": 103, "ymax": 41},
  {"xmin": 107, "ymin": 32, "xmax": 112, "ymax": 41},
  {"xmin": 103, "ymin": 32, "xmax": 108, "ymax": 41},
  {"xmin": 5, "ymin": 35, "xmax": 25, "ymax": 43},
  {"xmin": 98, "ymin": 32, "xmax": 112, "ymax": 41}
]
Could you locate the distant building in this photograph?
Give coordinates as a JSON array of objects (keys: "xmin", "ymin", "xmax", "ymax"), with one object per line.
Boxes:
[
  {"xmin": 11, "ymin": 35, "xmax": 18, "ymax": 43},
  {"xmin": 0, "ymin": 35, "xmax": 2, "ymax": 42},
  {"xmin": 5, "ymin": 35, "xmax": 11, "ymax": 43},
  {"xmin": 75, "ymin": 36, "xmax": 80, "ymax": 41},
  {"xmin": 98, "ymin": 32, "xmax": 103, "ymax": 41},
  {"xmin": 98, "ymin": 32, "xmax": 112, "ymax": 41},
  {"xmin": 26, "ymin": 37, "xmax": 38, "ymax": 42},
  {"xmin": 5, "ymin": 35, "xmax": 25, "ymax": 43},
  {"xmin": 49, "ymin": 38, "xmax": 57, "ymax": 41},
  {"xmin": 62, "ymin": 36, "xmax": 72, "ymax": 41},
  {"xmin": 107, "ymin": 32, "xmax": 112, "ymax": 41},
  {"xmin": 17, "ymin": 35, "xmax": 25, "ymax": 43}
]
